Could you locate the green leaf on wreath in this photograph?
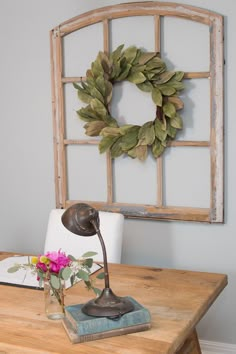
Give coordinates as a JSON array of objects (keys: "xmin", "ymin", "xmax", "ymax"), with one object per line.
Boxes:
[
  {"xmin": 152, "ymin": 87, "xmax": 162, "ymax": 107},
  {"xmin": 155, "ymin": 119, "xmax": 168, "ymax": 142},
  {"xmin": 138, "ymin": 121, "xmax": 155, "ymax": 146},
  {"xmin": 109, "ymin": 44, "xmax": 124, "ymax": 62},
  {"xmin": 163, "ymin": 102, "xmax": 176, "ymax": 118},
  {"xmin": 90, "ymin": 98, "xmax": 107, "ymax": 117},
  {"xmin": 123, "ymin": 46, "xmax": 138, "ymax": 64},
  {"xmin": 138, "ymin": 52, "xmax": 156, "ymax": 65},
  {"xmin": 170, "ymin": 114, "xmax": 183, "ymax": 129},
  {"xmin": 136, "ymin": 81, "xmax": 153, "ymax": 92},
  {"xmin": 99, "ymin": 136, "xmax": 119, "ymax": 154},
  {"xmin": 84, "ymin": 121, "xmax": 107, "ymax": 136},
  {"xmin": 152, "ymin": 139, "xmax": 165, "ymax": 158},
  {"xmin": 127, "ymin": 71, "xmax": 146, "ymax": 84}
]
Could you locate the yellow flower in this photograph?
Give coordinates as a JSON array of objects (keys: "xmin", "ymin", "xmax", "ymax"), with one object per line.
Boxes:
[
  {"xmin": 31, "ymin": 256, "xmax": 38, "ymax": 265},
  {"xmin": 40, "ymin": 255, "xmax": 49, "ymax": 264}
]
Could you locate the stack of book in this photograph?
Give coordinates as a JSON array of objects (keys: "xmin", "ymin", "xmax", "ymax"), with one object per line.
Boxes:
[{"xmin": 62, "ymin": 296, "xmax": 151, "ymax": 343}]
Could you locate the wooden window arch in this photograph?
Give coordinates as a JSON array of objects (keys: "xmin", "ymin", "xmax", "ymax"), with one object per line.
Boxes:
[{"xmin": 50, "ymin": 2, "xmax": 224, "ymax": 223}]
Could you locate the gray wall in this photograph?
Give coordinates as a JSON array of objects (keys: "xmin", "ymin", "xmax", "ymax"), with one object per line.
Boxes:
[{"xmin": 1, "ymin": 0, "xmax": 235, "ymax": 345}]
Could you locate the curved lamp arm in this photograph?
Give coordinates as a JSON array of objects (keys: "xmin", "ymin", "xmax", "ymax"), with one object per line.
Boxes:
[{"xmin": 61, "ymin": 203, "xmax": 134, "ymax": 318}]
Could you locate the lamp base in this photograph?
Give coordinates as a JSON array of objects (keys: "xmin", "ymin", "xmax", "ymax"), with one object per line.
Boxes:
[{"xmin": 81, "ymin": 288, "xmax": 135, "ymax": 318}]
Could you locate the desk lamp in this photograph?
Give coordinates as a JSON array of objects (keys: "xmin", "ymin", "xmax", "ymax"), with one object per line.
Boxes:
[{"xmin": 61, "ymin": 203, "xmax": 134, "ymax": 318}]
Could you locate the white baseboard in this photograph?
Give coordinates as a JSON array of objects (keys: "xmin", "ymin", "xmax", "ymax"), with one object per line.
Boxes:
[{"xmin": 200, "ymin": 340, "xmax": 236, "ymax": 354}]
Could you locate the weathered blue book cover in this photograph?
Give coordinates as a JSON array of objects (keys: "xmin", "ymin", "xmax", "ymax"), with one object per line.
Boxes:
[{"xmin": 64, "ymin": 296, "xmax": 151, "ymax": 337}]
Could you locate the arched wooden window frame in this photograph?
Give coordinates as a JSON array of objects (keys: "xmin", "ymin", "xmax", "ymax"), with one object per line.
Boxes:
[{"xmin": 50, "ymin": 2, "xmax": 224, "ymax": 223}]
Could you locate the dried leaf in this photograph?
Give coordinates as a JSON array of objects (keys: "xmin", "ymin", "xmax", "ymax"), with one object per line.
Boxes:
[
  {"xmin": 174, "ymin": 71, "xmax": 185, "ymax": 81},
  {"xmin": 157, "ymin": 85, "xmax": 176, "ymax": 96},
  {"xmin": 154, "ymin": 119, "xmax": 168, "ymax": 142},
  {"xmin": 123, "ymin": 46, "xmax": 138, "ymax": 63},
  {"xmin": 168, "ymin": 96, "xmax": 184, "ymax": 110},
  {"xmin": 163, "ymin": 102, "xmax": 176, "ymax": 118},
  {"xmin": 138, "ymin": 121, "xmax": 155, "ymax": 146},
  {"xmin": 170, "ymin": 114, "xmax": 183, "ymax": 129},
  {"xmin": 136, "ymin": 81, "xmax": 153, "ymax": 92},
  {"xmin": 77, "ymin": 106, "xmax": 103, "ymax": 122},
  {"xmin": 90, "ymin": 87, "xmax": 104, "ymax": 103},
  {"xmin": 95, "ymin": 76, "xmax": 106, "ymax": 96},
  {"xmin": 99, "ymin": 136, "xmax": 119, "ymax": 154},
  {"xmin": 110, "ymin": 137, "xmax": 124, "ymax": 158},
  {"xmin": 136, "ymin": 145, "xmax": 148, "ymax": 161},
  {"xmin": 90, "ymin": 98, "xmax": 107, "ymax": 117},
  {"xmin": 100, "ymin": 127, "xmax": 121, "ymax": 137},
  {"xmin": 167, "ymin": 123, "xmax": 177, "ymax": 138},
  {"xmin": 91, "ymin": 58, "xmax": 103, "ymax": 77},
  {"xmin": 127, "ymin": 71, "xmax": 146, "ymax": 84},
  {"xmin": 152, "ymin": 87, "xmax": 162, "ymax": 107},
  {"xmin": 152, "ymin": 139, "xmax": 165, "ymax": 158},
  {"xmin": 98, "ymin": 51, "xmax": 112, "ymax": 74},
  {"xmin": 109, "ymin": 44, "xmax": 124, "ymax": 62},
  {"xmin": 120, "ymin": 126, "xmax": 140, "ymax": 151},
  {"xmin": 154, "ymin": 71, "xmax": 175, "ymax": 84},
  {"xmin": 138, "ymin": 52, "xmax": 156, "ymax": 65},
  {"xmin": 116, "ymin": 63, "xmax": 132, "ymax": 81},
  {"xmin": 84, "ymin": 121, "xmax": 107, "ymax": 136}
]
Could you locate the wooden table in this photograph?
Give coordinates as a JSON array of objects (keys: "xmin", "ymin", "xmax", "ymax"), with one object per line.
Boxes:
[{"xmin": 0, "ymin": 253, "xmax": 227, "ymax": 354}]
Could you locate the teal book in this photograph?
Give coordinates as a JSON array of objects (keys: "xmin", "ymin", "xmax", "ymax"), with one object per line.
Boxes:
[{"xmin": 62, "ymin": 296, "xmax": 151, "ymax": 343}]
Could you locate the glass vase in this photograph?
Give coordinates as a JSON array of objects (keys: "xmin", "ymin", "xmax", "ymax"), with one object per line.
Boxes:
[{"xmin": 44, "ymin": 280, "xmax": 65, "ymax": 320}]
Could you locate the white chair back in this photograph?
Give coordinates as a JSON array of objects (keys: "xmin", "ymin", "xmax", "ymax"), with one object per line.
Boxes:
[{"xmin": 44, "ymin": 209, "xmax": 124, "ymax": 263}]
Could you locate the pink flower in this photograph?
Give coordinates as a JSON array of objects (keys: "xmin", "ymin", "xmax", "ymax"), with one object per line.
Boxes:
[{"xmin": 45, "ymin": 250, "xmax": 71, "ymax": 274}]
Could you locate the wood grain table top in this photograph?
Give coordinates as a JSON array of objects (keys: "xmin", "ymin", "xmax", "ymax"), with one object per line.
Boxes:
[{"xmin": 0, "ymin": 252, "xmax": 227, "ymax": 354}]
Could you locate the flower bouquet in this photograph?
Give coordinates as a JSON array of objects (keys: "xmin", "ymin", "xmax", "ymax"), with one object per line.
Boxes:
[{"xmin": 8, "ymin": 250, "xmax": 103, "ymax": 319}]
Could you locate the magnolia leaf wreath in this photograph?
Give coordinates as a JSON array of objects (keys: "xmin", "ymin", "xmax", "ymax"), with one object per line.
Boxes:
[{"xmin": 73, "ymin": 44, "xmax": 185, "ymax": 161}]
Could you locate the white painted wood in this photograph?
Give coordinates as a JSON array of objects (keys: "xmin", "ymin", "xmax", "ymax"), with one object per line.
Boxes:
[{"xmin": 201, "ymin": 340, "xmax": 236, "ymax": 354}]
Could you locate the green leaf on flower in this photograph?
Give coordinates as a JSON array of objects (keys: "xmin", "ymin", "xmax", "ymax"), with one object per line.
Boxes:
[
  {"xmin": 83, "ymin": 258, "xmax": 93, "ymax": 268},
  {"xmin": 82, "ymin": 251, "xmax": 98, "ymax": 258},
  {"xmin": 7, "ymin": 265, "xmax": 21, "ymax": 273},
  {"xmin": 93, "ymin": 287, "xmax": 102, "ymax": 296},
  {"xmin": 77, "ymin": 269, "xmax": 90, "ymax": 281},
  {"xmin": 61, "ymin": 267, "xmax": 72, "ymax": 281},
  {"xmin": 68, "ymin": 254, "xmax": 77, "ymax": 261},
  {"xmin": 96, "ymin": 272, "xmax": 105, "ymax": 279},
  {"xmin": 50, "ymin": 275, "xmax": 60, "ymax": 290}
]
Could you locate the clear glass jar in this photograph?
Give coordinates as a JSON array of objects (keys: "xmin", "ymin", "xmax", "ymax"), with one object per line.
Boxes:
[{"xmin": 44, "ymin": 280, "xmax": 65, "ymax": 320}]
